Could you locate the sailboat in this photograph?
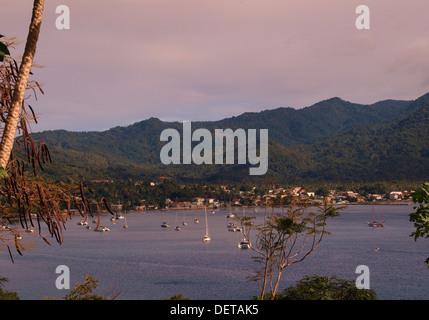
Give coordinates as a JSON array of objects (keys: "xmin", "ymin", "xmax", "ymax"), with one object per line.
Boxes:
[
  {"xmin": 202, "ymin": 206, "xmax": 211, "ymax": 242},
  {"xmin": 123, "ymin": 214, "xmax": 128, "ymax": 228},
  {"xmin": 175, "ymin": 213, "xmax": 182, "ymax": 231},
  {"xmin": 182, "ymin": 211, "xmax": 187, "ymax": 226},
  {"xmin": 367, "ymin": 204, "xmax": 384, "ymax": 227},
  {"xmin": 194, "ymin": 210, "xmax": 199, "ymax": 224},
  {"xmin": 238, "ymin": 238, "xmax": 251, "ymax": 249},
  {"xmin": 238, "ymin": 207, "xmax": 251, "ymax": 249},
  {"xmin": 161, "ymin": 221, "xmax": 170, "ymax": 228},
  {"xmin": 161, "ymin": 211, "xmax": 170, "ymax": 228}
]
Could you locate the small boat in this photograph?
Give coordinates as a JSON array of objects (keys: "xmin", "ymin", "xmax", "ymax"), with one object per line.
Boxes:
[
  {"xmin": 367, "ymin": 204, "xmax": 384, "ymax": 227},
  {"xmin": 226, "ymin": 212, "xmax": 236, "ymax": 218},
  {"xmin": 123, "ymin": 223, "xmax": 128, "ymax": 228},
  {"xmin": 25, "ymin": 228, "xmax": 34, "ymax": 233},
  {"xmin": 77, "ymin": 220, "xmax": 88, "ymax": 226},
  {"xmin": 161, "ymin": 221, "xmax": 170, "ymax": 228},
  {"xmin": 210, "ymin": 210, "xmax": 215, "ymax": 215},
  {"xmin": 174, "ymin": 214, "xmax": 182, "ymax": 231},
  {"xmin": 182, "ymin": 212, "xmax": 187, "ymax": 226},
  {"xmin": 238, "ymin": 207, "xmax": 251, "ymax": 249},
  {"xmin": 202, "ymin": 206, "xmax": 211, "ymax": 242},
  {"xmin": 238, "ymin": 239, "xmax": 251, "ymax": 249},
  {"xmin": 227, "ymin": 222, "xmax": 241, "ymax": 232},
  {"xmin": 368, "ymin": 221, "xmax": 384, "ymax": 227},
  {"xmin": 97, "ymin": 226, "xmax": 110, "ymax": 232},
  {"xmin": 115, "ymin": 213, "xmax": 125, "ymax": 220},
  {"xmin": 16, "ymin": 234, "xmax": 22, "ymax": 240},
  {"xmin": 194, "ymin": 218, "xmax": 199, "ymax": 224}
]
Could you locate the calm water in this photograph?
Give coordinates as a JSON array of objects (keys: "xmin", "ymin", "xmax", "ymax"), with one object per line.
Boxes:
[{"xmin": 0, "ymin": 205, "xmax": 428, "ymax": 300}]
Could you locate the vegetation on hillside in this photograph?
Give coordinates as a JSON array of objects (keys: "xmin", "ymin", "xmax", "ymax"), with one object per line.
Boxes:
[{"xmin": 30, "ymin": 93, "xmax": 429, "ymax": 186}]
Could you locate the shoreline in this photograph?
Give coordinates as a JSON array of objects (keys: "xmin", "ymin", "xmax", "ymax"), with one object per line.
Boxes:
[{"xmin": 1, "ymin": 201, "xmax": 414, "ymax": 223}]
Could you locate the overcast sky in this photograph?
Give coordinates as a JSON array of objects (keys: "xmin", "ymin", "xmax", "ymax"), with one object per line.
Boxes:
[{"xmin": 2, "ymin": 0, "xmax": 429, "ymax": 132}]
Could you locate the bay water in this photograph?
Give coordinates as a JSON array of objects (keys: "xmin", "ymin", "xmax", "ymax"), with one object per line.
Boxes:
[{"xmin": 0, "ymin": 204, "xmax": 427, "ymax": 300}]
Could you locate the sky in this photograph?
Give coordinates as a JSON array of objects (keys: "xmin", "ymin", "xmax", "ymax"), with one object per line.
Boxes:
[{"xmin": 2, "ymin": 0, "xmax": 429, "ymax": 132}]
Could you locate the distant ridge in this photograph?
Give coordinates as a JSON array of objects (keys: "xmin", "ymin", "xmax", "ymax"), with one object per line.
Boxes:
[{"xmin": 31, "ymin": 92, "xmax": 429, "ymax": 184}]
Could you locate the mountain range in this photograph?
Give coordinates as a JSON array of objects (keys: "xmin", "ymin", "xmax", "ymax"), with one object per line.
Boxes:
[{"xmin": 31, "ymin": 92, "xmax": 429, "ymax": 185}]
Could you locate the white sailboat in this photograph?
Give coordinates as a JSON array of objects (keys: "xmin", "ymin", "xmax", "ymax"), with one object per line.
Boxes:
[
  {"xmin": 238, "ymin": 238, "xmax": 251, "ymax": 249},
  {"xmin": 175, "ymin": 213, "xmax": 182, "ymax": 231},
  {"xmin": 182, "ymin": 211, "xmax": 188, "ymax": 226},
  {"xmin": 367, "ymin": 204, "xmax": 384, "ymax": 227},
  {"xmin": 161, "ymin": 221, "xmax": 170, "ymax": 228},
  {"xmin": 238, "ymin": 207, "xmax": 251, "ymax": 249},
  {"xmin": 202, "ymin": 207, "xmax": 211, "ymax": 242},
  {"xmin": 96, "ymin": 226, "xmax": 110, "ymax": 232},
  {"xmin": 194, "ymin": 210, "xmax": 199, "ymax": 224},
  {"xmin": 225, "ymin": 212, "xmax": 236, "ymax": 218},
  {"xmin": 161, "ymin": 211, "xmax": 170, "ymax": 228},
  {"xmin": 226, "ymin": 222, "xmax": 241, "ymax": 232}
]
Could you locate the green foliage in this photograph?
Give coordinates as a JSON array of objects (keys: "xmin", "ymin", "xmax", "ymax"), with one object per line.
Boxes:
[
  {"xmin": 409, "ymin": 182, "xmax": 429, "ymax": 266},
  {"xmin": 242, "ymin": 199, "xmax": 344, "ymax": 299},
  {"xmin": 0, "ymin": 35, "xmax": 10, "ymax": 62},
  {"xmin": 277, "ymin": 275, "xmax": 377, "ymax": 300},
  {"xmin": 0, "ymin": 275, "xmax": 19, "ymax": 300},
  {"xmin": 0, "ymin": 165, "xmax": 7, "ymax": 180},
  {"xmin": 165, "ymin": 293, "xmax": 191, "ymax": 300},
  {"xmin": 61, "ymin": 275, "xmax": 106, "ymax": 300},
  {"xmin": 29, "ymin": 92, "xmax": 429, "ymax": 185}
]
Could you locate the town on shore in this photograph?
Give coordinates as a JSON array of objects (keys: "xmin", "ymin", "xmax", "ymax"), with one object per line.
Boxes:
[{"xmin": 103, "ymin": 184, "xmax": 414, "ymax": 212}]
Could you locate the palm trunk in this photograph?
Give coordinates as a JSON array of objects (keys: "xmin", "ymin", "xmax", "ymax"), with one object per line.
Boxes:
[{"xmin": 0, "ymin": 0, "xmax": 45, "ymax": 169}]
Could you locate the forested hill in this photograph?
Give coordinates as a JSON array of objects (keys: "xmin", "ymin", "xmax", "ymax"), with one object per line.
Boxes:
[{"xmin": 30, "ymin": 92, "xmax": 429, "ymax": 184}]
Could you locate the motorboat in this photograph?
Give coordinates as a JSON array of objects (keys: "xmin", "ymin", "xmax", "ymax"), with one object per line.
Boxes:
[
  {"xmin": 97, "ymin": 226, "xmax": 110, "ymax": 232},
  {"xmin": 227, "ymin": 222, "xmax": 241, "ymax": 232},
  {"xmin": 161, "ymin": 221, "xmax": 170, "ymax": 228},
  {"xmin": 238, "ymin": 239, "xmax": 251, "ymax": 249}
]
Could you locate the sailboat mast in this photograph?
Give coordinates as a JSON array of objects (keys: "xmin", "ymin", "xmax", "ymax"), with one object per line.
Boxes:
[{"xmin": 205, "ymin": 206, "xmax": 209, "ymax": 236}]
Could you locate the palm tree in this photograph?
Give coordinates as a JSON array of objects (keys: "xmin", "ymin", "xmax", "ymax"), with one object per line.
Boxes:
[{"xmin": 0, "ymin": 0, "xmax": 45, "ymax": 169}]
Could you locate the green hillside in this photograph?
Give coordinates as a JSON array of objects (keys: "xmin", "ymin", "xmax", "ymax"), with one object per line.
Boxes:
[{"xmin": 30, "ymin": 93, "xmax": 429, "ymax": 184}]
